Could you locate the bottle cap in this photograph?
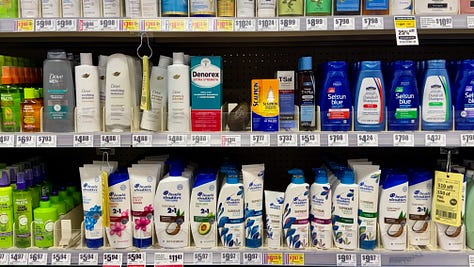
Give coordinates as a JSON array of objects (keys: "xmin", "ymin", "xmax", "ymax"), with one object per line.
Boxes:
[
  {"xmin": 184, "ymin": 54, "xmax": 190, "ymax": 65},
  {"xmin": 24, "ymin": 168, "xmax": 33, "ymax": 187},
  {"xmin": 16, "ymin": 172, "xmax": 26, "ymax": 190},
  {"xmin": 80, "ymin": 53, "xmax": 93, "ymax": 65},
  {"xmin": 0, "ymin": 170, "xmax": 9, "ymax": 187},
  {"xmin": 158, "ymin": 55, "xmax": 172, "ymax": 67},
  {"xmin": 2, "ymin": 66, "xmax": 12, "ymax": 84},
  {"xmin": 313, "ymin": 168, "xmax": 328, "ymax": 184},
  {"xmin": 298, "ymin": 56, "xmax": 312, "ymax": 71},
  {"xmin": 172, "ymin": 52, "xmax": 185, "ymax": 64},
  {"xmin": 288, "ymin": 168, "xmax": 305, "ymax": 184},
  {"xmin": 341, "ymin": 170, "xmax": 354, "ymax": 184},
  {"xmin": 226, "ymin": 174, "xmax": 239, "ymax": 184},
  {"xmin": 47, "ymin": 50, "xmax": 67, "ymax": 60},
  {"xmin": 98, "ymin": 55, "xmax": 108, "ymax": 67},
  {"xmin": 427, "ymin": 59, "xmax": 446, "ymax": 69},
  {"xmin": 23, "ymin": 87, "xmax": 35, "ymax": 99},
  {"xmin": 41, "ymin": 195, "xmax": 49, "ymax": 202}
]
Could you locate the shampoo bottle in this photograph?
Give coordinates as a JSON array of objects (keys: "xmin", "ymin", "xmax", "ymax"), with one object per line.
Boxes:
[
  {"xmin": 455, "ymin": 60, "xmax": 474, "ymax": 130},
  {"xmin": 334, "ymin": 0, "xmax": 360, "ymax": 15},
  {"xmin": 62, "ymin": 0, "xmax": 81, "ymax": 17},
  {"xmin": 58, "ymin": 186, "xmax": 74, "ymax": 212},
  {"xmin": 190, "ymin": 172, "xmax": 217, "ymax": 248},
  {"xmin": 415, "ymin": 0, "xmax": 459, "ymax": 15},
  {"xmin": 20, "ymin": 0, "xmax": 40, "ymax": 17},
  {"xmin": 306, "ymin": 0, "xmax": 331, "ymax": 15},
  {"xmin": 190, "ymin": 0, "xmax": 217, "ymax": 16},
  {"xmin": 310, "ymin": 168, "xmax": 332, "ymax": 249},
  {"xmin": 49, "ymin": 191, "xmax": 67, "ymax": 216},
  {"xmin": 407, "ymin": 170, "xmax": 432, "ymax": 246},
  {"xmin": 0, "ymin": 0, "xmax": 19, "ymax": 17},
  {"xmin": 282, "ymin": 169, "xmax": 309, "ymax": 249},
  {"xmin": 421, "ymin": 59, "xmax": 452, "ymax": 131},
  {"xmin": 161, "ymin": 0, "xmax": 188, "ymax": 16},
  {"xmin": 390, "ymin": 0, "xmax": 412, "ymax": 14},
  {"xmin": 107, "ymin": 172, "xmax": 132, "ymax": 249},
  {"xmin": 257, "ymin": 0, "xmax": 276, "ymax": 17},
  {"xmin": 296, "ymin": 56, "xmax": 317, "ymax": 131},
  {"xmin": 237, "ymin": 0, "xmax": 255, "ymax": 17},
  {"xmin": 0, "ymin": 171, "xmax": 12, "ymax": 248},
  {"xmin": 217, "ymin": 173, "xmax": 244, "ymax": 248},
  {"xmin": 82, "ymin": 0, "xmax": 102, "ymax": 17},
  {"xmin": 362, "ymin": 0, "xmax": 389, "ymax": 15},
  {"xmin": 75, "ymin": 53, "xmax": 101, "ymax": 133},
  {"xmin": 13, "ymin": 172, "xmax": 32, "ymax": 248},
  {"xmin": 354, "ymin": 61, "xmax": 386, "ymax": 131},
  {"xmin": 167, "ymin": 52, "xmax": 190, "ymax": 132},
  {"xmin": 21, "ymin": 88, "xmax": 42, "ymax": 132},
  {"xmin": 33, "ymin": 196, "xmax": 58, "ymax": 248},
  {"xmin": 217, "ymin": 0, "xmax": 235, "ymax": 16},
  {"xmin": 1, "ymin": 67, "xmax": 22, "ymax": 132},
  {"xmin": 278, "ymin": 0, "xmax": 303, "ymax": 15}
]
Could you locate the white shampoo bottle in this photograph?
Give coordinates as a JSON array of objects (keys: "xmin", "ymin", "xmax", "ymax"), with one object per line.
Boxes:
[
  {"xmin": 20, "ymin": 0, "xmax": 40, "ymax": 17},
  {"xmin": 62, "ymin": 0, "xmax": 81, "ymax": 17},
  {"xmin": 41, "ymin": 0, "xmax": 60, "ymax": 17},
  {"xmin": 217, "ymin": 173, "xmax": 244, "ymax": 248},
  {"xmin": 167, "ymin": 52, "xmax": 190, "ymax": 132},
  {"xmin": 82, "ymin": 0, "xmax": 102, "ymax": 17},
  {"xmin": 310, "ymin": 168, "xmax": 332, "ymax": 249}
]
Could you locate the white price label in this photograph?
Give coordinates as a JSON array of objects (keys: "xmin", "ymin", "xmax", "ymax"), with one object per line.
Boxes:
[
  {"xmin": 167, "ymin": 134, "xmax": 187, "ymax": 146},
  {"xmin": 361, "ymin": 254, "xmax": 381, "ymax": 266},
  {"xmin": 9, "ymin": 253, "xmax": 27, "ymax": 265},
  {"xmin": 99, "ymin": 18, "xmax": 119, "ymax": 31},
  {"xmin": 0, "ymin": 253, "xmax": 8, "ymax": 265},
  {"xmin": 79, "ymin": 19, "xmax": 99, "ymax": 31},
  {"xmin": 328, "ymin": 133, "xmax": 348, "ymax": 146},
  {"xmin": 420, "ymin": 16, "xmax": 453, "ymax": 29},
  {"xmin": 357, "ymin": 133, "xmax": 378, "ymax": 147},
  {"xmin": 35, "ymin": 19, "xmax": 55, "ymax": 31},
  {"xmin": 469, "ymin": 255, "xmax": 474, "ymax": 267},
  {"xmin": 100, "ymin": 134, "xmax": 121, "ymax": 147},
  {"xmin": 51, "ymin": 253, "xmax": 71, "ymax": 266},
  {"xmin": 257, "ymin": 18, "xmax": 278, "ymax": 31},
  {"xmin": 78, "ymin": 253, "xmax": 98, "ymax": 266},
  {"xmin": 154, "ymin": 253, "xmax": 184, "ymax": 267},
  {"xmin": 461, "ymin": 134, "xmax": 474, "ymax": 146},
  {"xmin": 190, "ymin": 134, "xmax": 211, "ymax": 146},
  {"xmin": 278, "ymin": 134, "xmax": 298, "ymax": 146},
  {"xmin": 28, "ymin": 253, "xmax": 47, "ymax": 265},
  {"xmin": 425, "ymin": 133, "xmax": 446, "ymax": 146},
  {"xmin": 0, "ymin": 134, "xmax": 14, "ymax": 147},
  {"xmin": 234, "ymin": 19, "xmax": 256, "ymax": 31},
  {"xmin": 394, "ymin": 16, "xmax": 419, "ymax": 46},
  {"xmin": 333, "ymin": 17, "xmax": 355, "ymax": 30},
  {"xmin": 56, "ymin": 18, "xmax": 76, "ymax": 31},
  {"xmin": 220, "ymin": 252, "xmax": 240, "ymax": 265},
  {"xmin": 242, "ymin": 252, "xmax": 262, "ymax": 265},
  {"xmin": 299, "ymin": 133, "xmax": 320, "ymax": 146},
  {"xmin": 127, "ymin": 252, "xmax": 146, "ymax": 267},
  {"xmin": 36, "ymin": 134, "xmax": 57, "ymax": 147},
  {"xmin": 337, "ymin": 254, "xmax": 356, "ymax": 266},
  {"xmin": 468, "ymin": 16, "xmax": 474, "ymax": 28},
  {"xmin": 73, "ymin": 134, "xmax": 94, "ymax": 147},
  {"xmin": 221, "ymin": 135, "xmax": 241, "ymax": 147},
  {"xmin": 132, "ymin": 134, "xmax": 152, "ymax": 147},
  {"xmin": 279, "ymin": 18, "xmax": 300, "ymax": 31},
  {"xmin": 362, "ymin": 16, "xmax": 384, "ymax": 30},
  {"xmin": 193, "ymin": 252, "xmax": 213, "ymax": 265},
  {"xmin": 306, "ymin": 17, "xmax": 327, "ymax": 30},
  {"xmin": 103, "ymin": 253, "xmax": 123, "ymax": 267},
  {"xmin": 16, "ymin": 134, "xmax": 36, "ymax": 147},
  {"xmin": 250, "ymin": 134, "xmax": 270, "ymax": 146},
  {"xmin": 393, "ymin": 133, "xmax": 414, "ymax": 146}
]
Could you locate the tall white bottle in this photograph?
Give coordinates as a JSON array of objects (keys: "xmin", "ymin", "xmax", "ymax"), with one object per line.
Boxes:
[
  {"xmin": 75, "ymin": 53, "xmax": 101, "ymax": 133},
  {"xmin": 217, "ymin": 173, "xmax": 244, "ymax": 248},
  {"xmin": 167, "ymin": 52, "xmax": 190, "ymax": 132},
  {"xmin": 407, "ymin": 170, "xmax": 432, "ymax": 246},
  {"xmin": 98, "ymin": 55, "xmax": 108, "ymax": 109},
  {"xmin": 237, "ymin": 0, "xmax": 255, "ymax": 17},
  {"xmin": 310, "ymin": 168, "xmax": 332, "ymax": 249},
  {"xmin": 82, "ymin": 0, "xmax": 102, "ymax": 17},
  {"xmin": 62, "ymin": 0, "xmax": 81, "ymax": 17},
  {"xmin": 390, "ymin": 0, "xmax": 412, "ymax": 15}
]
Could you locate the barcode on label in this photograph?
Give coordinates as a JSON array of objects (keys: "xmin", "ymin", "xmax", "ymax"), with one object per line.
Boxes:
[{"xmin": 436, "ymin": 209, "xmax": 457, "ymax": 219}]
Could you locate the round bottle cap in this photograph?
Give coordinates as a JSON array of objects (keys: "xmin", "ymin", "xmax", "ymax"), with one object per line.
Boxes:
[
  {"xmin": 298, "ymin": 56, "xmax": 313, "ymax": 71},
  {"xmin": 341, "ymin": 170, "xmax": 354, "ymax": 184},
  {"xmin": 173, "ymin": 52, "xmax": 185, "ymax": 64},
  {"xmin": 24, "ymin": 87, "xmax": 36, "ymax": 99},
  {"xmin": 16, "ymin": 172, "xmax": 26, "ymax": 190},
  {"xmin": 80, "ymin": 53, "xmax": 93, "ymax": 65},
  {"xmin": 0, "ymin": 170, "xmax": 9, "ymax": 187},
  {"xmin": 226, "ymin": 175, "xmax": 239, "ymax": 184},
  {"xmin": 158, "ymin": 55, "xmax": 172, "ymax": 67}
]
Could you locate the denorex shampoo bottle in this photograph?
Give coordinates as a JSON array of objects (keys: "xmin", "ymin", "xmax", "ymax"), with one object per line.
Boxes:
[
  {"xmin": 421, "ymin": 60, "xmax": 452, "ymax": 130},
  {"xmin": 320, "ymin": 61, "xmax": 352, "ymax": 131},
  {"xmin": 13, "ymin": 172, "xmax": 32, "ymax": 248},
  {"xmin": 388, "ymin": 60, "xmax": 419, "ymax": 131},
  {"xmin": 0, "ymin": 170, "xmax": 13, "ymax": 248},
  {"xmin": 455, "ymin": 60, "xmax": 474, "ymax": 130},
  {"xmin": 33, "ymin": 196, "xmax": 58, "ymax": 248},
  {"xmin": 354, "ymin": 61, "xmax": 386, "ymax": 131}
]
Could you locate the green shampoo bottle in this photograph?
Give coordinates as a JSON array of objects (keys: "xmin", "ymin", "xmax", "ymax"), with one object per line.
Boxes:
[
  {"xmin": 66, "ymin": 185, "xmax": 81, "ymax": 206},
  {"xmin": 33, "ymin": 196, "xmax": 58, "ymax": 248},
  {"xmin": 58, "ymin": 187, "xmax": 74, "ymax": 212},
  {"xmin": 49, "ymin": 191, "xmax": 66, "ymax": 216},
  {"xmin": 0, "ymin": 170, "xmax": 12, "ymax": 248},
  {"xmin": 25, "ymin": 169, "xmax": 39, "ymax": 209},
  {"xmin": 13, "ymin": 172, "xmax": 32, "ymax": 248}
]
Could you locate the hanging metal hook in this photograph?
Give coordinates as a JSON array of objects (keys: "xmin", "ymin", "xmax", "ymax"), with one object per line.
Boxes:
[{"xmin": 137, "ymin": 32, "xmax": 153, "ymax": 59}]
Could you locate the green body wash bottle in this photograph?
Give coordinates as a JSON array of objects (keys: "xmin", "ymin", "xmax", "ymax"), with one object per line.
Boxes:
[
  {"xmin": 13, "ymin": 172, "xmax": 32, "ymax": 248},
  {"xmin": 33, "ymin": 196, "xmax": 58, "ymax": 248},
  {"xmin": 0, "ymin": 170, "xmax": 13, "ymax": 248}
]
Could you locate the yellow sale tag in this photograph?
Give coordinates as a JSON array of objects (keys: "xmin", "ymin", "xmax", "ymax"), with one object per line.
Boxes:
[
  {"xmin": 432, "ymin": 171, "xmax": 463, "ymax": 227},
  {"xmin": 287, "ymin": 254, "xmax": 304, "ymax": 265},
  {"xmin": 192, "ymin": 19, "xmax": 209, "ymax": 31},
  {"xmin": 122, "ymin": 19, "xmax": 140, "ymax": 31},
  {"xmin": 17, "ymin": 19, "xmax": 34, "ymax": 32},
  {"xmin": 265, "ymin": 254, "xmax": 283, "ymax": 265},
  {"xmin": 168, "ymin": 19, "xmax": 186, "ymax": 31},
  {"xmin": 394, "ymin": 17, "xmax": 416, "ymax": 28},
  {"xmin": 101, "ymin": 171, "xmax": 110, "ymax": 227},
  {"xmin": 144, "ymin": 19, "xmax": 161, "ymax": 31},
  {"xmin": 216, "ymin": 19, "xmax": 234, "ymax": 31}
]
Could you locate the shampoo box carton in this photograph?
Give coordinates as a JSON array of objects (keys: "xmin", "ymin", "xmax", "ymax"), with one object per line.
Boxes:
[
  {"xmin": 191, "ymin": 56, "xmax": 223, "ymax": 131},
  {"xmin": 277, "ymin": 71, "xmax": 297, "ymax": 131},
  {"xmin": 251, "ymin": 79, "xmax": 279, "ymax": 131}
]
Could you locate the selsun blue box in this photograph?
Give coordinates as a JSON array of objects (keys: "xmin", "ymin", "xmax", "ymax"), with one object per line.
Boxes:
[{"xmin": 191, "ymin": 56, "xmax": 223, "ymax": 131}]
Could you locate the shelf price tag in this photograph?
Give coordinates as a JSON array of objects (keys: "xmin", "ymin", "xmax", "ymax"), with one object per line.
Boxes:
[
  {"xmin": 0, "ymin": 253, "xmax": 8, "ymax": 265},
  {"xmin": 394, "ymin": 16, "xmax": 419, "ymax": 46},
  {"xmin": 78, "ymin": 253, "xmax": 98, "ymax": 266},
  {"xmin": 191, "ymin": 19, "xmax": 210, "ymax": 31},
  {"xmin": 80, "ymin": 19, "xmax": 119, "ymax": 31},
  {"xmin": 132, "ymin": 134, "xmax": 152, "ymax": 147},
  {"xmin": 56, "ymin": 18, "xmax": 77, "ymax": 31},
  {"xmin": 420, "ymin": 16, "xmax": 453, "ymax": 29},
  {"xmin": 99, "ymin": 18, "xmax": 119, "ymax": 31},
  {"xmin": 299, "ymin": 133, "xmax": 320, "ymax": 146},
  {"xmin": 328, "ymin": 133, "xmax": 348, "ymax": 146},
  {"xmin": 235, "ymin": 19, "xmax": 256, "ymax": 31},
  {"xmin": 51, "ymin": 253, "xmax": 71, "ymax": 266},
  {"xmin": 35, "ymin": 19, "xmax": 55, "ymax": 31},
  {"xmin": 432, "ymin": 171, "xmax": 463, "ymax": 227},
  {"xmin": 127, "ymin": 252, "xmax": 146, "ymax": 267},
  {"xmin": 154, "ymin": 252, "xmax": 183, "ymax": 267},
  {"xmin": 166, "ymin": 19, "xmax": 187, "ymax": 31},
  {"xmin": 362, "ymin": 16, "xmax": 384, "ymax": 30},
  {"xmin": 361, "ymin": 254, "xmax": 381, "ymax": 266},
  {"xmin": 193, "ymin": 252, "xmax": 213, "ymax": 265},
  {"xmin": 0, "ymin": 134, "xmax": 14, "ymax": 147},
  {"xmin": 9, "ymin": 253, "xmax": 27, "ymax": 265},
  {"xmin": 425, "ymin": 133, "xmax": 446, "ymax": 147},
  {"xmin": 100, "ymin": 134, "xmax": 121, "ymax": 147},
  {"xmin": 250, "ymin": 134, "xmax": 270, "ymax": 146},
  {"xmin": 264, "ymin": 253, "xmax": 283, "ymax": 265},
  {"xmin": 36, "ymin": 134, "xmax": 57, "ymax": 147},
  {"xmin": 242, "ymin": 252, "xmax": 262, "ymax": 265},
  {"xmin": 333, "ymin": 17, "xmax": 355, "ymax": 31},
  {"xmin": 393, "ymin": 133, "xmax": 414, "ymax": 146},
  {"xmin": 337, "ymin": 254, "xmax": 356, "ymax": 266},
  {"xmin": 257, "ymin": 18, "xmax": 278, "ymax": 31},
  {"xmin": 17, "ymin": 19, "xmax": 34, "ymax": 32},
  {"xmin": 78, "ymin": 19, "xmax": 99, "ymax": 31},
  {"xmin": 469, "ymin": 255, "xmax": 474, "ymax": 267},
  {"xmin": 216, "ymin": 19, "xmax": 234, "ymax": 31},
  {"xmin": 73, "ymin": 134, "xmax": 94, "ymax": 147},
  {"xmin": 103, "ymin": 253, "xmax": 123, "ymax": 267},
  {"xmin": 167, "ymin": 134, "xmax": 187, "ymax": 146},
  {"xmin": 279, "ymin": 18, "xmax": 300, "ymax": 31},
  {"xmin": 221, "ymin": 134, "xmax": 241, "ymax": 147},
  {"xmin": 220, "ymin": 252, "xmax": 240, "ymax": 265},
  {"xmin": 122, "ymin": 19, "xmax": 140, "ymax": 31},
  {"xmin": 461, "ymin": 133, "xmax": 474, "ymax": 146},
  {"xmin": 143, "ymin": 19, "xmax": 161, "ymax": 31},
  {"xmin": 306, "ymin": 17, "xmax": 327, "ymax": 31},
  {"xmin": 357, "ymin": 133, "xmax": 378, "ymax": 147},
  {"xmin": 28, "ymin": 253, "xmax": 47, "ymax": 265},
  {"xmin": 467, "ymin": 16, "xmax": 474, "ymax": 28},
  {"xmin": 16, "ymin": 134, "xmax": 36, "ymax": 147},
  {"xmin": 286, "ymin": 253, "xmax": 304, "ymax": 265},
  {"xmin": 278, "ymin": 133, "xmax": 297, "ymax": 146},
  {"xmin": 190, "ymin": 134, "xmax": 211, "ymax": 146}
]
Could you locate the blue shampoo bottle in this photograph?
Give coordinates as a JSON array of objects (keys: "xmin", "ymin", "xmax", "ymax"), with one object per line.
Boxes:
[{"xmin": 455, "ymin": 59, "xmax": 474, "ymax": 130}]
